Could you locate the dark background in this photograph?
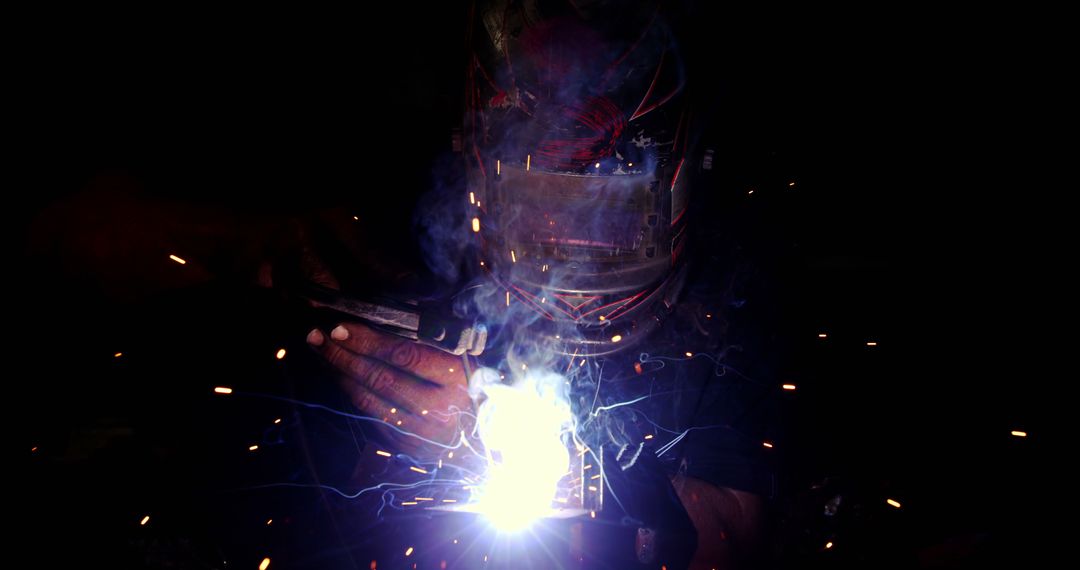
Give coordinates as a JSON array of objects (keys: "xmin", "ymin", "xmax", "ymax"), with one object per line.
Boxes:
[{"xmin": 17, "ymin": 2, "xmax": 1056, "ymax": 568}]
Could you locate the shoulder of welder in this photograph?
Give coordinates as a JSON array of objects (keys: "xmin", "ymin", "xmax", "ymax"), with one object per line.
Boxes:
[{"xmin": 656, "ymin": 262, "xmax": 786, "ymax": 500}]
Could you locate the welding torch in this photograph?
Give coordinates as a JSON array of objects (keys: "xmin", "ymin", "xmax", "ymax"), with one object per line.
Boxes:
[{"xmin": 299, "ymin": 282, "xmax": 488, "ymax": 357}]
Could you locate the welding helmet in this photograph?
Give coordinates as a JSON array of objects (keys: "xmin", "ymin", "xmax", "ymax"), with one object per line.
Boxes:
[{"xmin": 465, "ymin": 0, "xmax": 693, "ymax": 356}]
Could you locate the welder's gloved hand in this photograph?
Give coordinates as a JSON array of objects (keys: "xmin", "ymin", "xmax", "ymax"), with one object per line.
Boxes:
[
  {"xmin": 306, "ymin": 321, "xmax": 473, "ymax": 457},
  {"xmin": 593, "ymin": 443, "xmax": 697, "ymax": 570}
]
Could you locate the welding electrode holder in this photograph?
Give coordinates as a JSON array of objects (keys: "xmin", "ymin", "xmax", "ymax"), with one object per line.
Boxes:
[{"xmin": 299, "ymin": 283, "xmax": 488, "ymax": 356}]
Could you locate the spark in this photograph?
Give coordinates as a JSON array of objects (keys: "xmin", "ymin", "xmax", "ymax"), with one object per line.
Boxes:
[
  {"xmin": 168, "ymin": 254, "xmax": 187, "ymax": 265},
  {"xmin": 584, "ymin": 464, "xmax": 592, "ymax": 470},
  {"xmin": 140, "ymin": 515, "xmax": 150, "ymax": 526},
  {"xmin": 376, "ymin": 450, "xmax": 392, "ymax": 457},
  {"xmin": 886, "ymin": 498, "xmax": 902, "ymax": 508},
  {"xmin": 275, "ymin": 348, "xmax": 286, "ymax": 360},
  {"xmin": 782, "ymin": 384, "xmax": 796, "ymax": 391},
  {"xmin": 634, "ymin": 362, "xmax": 643, "ymax": 374},
  {"xmin": 421, "ymin": 409, "xmax": 428, "ymax": 415},
  {"xmin": 442, "ymin": 499, "xmax": 457, "ymax": 503},
  {"xmin": 590, "ymin": 474, "xmax": 601, "ymax": 479},
  {"xmin": 825, "ymin": 541, "xmax": 834, "ymax": 549},
  {"xmin": 866, "ymin": 341, "xmax": 878, "ymax": 346},
  {"xmin": 415, "ymin": 497, "xmax": 433, "ymax": 501},
  {"xmin": 789, "ymin": 181, "xmax": 796, "ymax": 187},
  {"xmin": 762, "ymin": 441, "xmax": 774, "ymax": 448},
  {"xmin": 685, "ymin": 352, "xmax": 693, "ymax": 357},
  {"xmin": 595, "ymin": 162, "xmax": 600, "ymax": 169},
  {"xmin": 592, "ymin": 394, "xmax": 649, "ymax": 415},
  {"xmin": 31, "ymin": 446, "xmax": 38, "ymax": 452},
  {"xmin": 472, "ymin": 217, "xmax": 481, "ymax": 232},
  {"xmin": 249, "ymin": 445, "xmax": 259, "ymax": 451},
  {"xmin": 438, "ymin": 459, "xmax": 443, "ymax": 468},
  {"xmin": 448, "ymin": 451, "xmax": 454, "ymax": 458},
  {"xmin": 273, "ymin": 418, "xmax": 281, "ymax": 424},
  {"xmin": 453, "ymin": 539, "xmax": 458, "ymax": 544},
  {"xmin": 214, "ymin": 386, "xmax": 233, "ymax": 394},
  {"xmin": 706, "ymin": 313, "xmax": 712, "ymax": 318},
  {"xmin": 410, "ymin": 466, "xmax": 429, "ymax": 474},
  {"xmin": 405, "ymin": 547, "xmax": 414, "ymax": 557},
  {"xmin": 526, "ymin": 155, "xmax": 531, "ymax": 171},
  {"xmin": 449, "ymin": 368, "xmax": 454, "ymax": 373},
  {"xmin": 510, "ymin": 250, "xmax": 517, "ymax": 263},
  {"xmin": 611, "ymin": 334, "xmax": 623, "ymax": 343},
  {"xmin": 266, "ymin": 519, "xmax": 272, "ymax": 525},
  {"xmin": 496, "ymin": 160, "xmax": 500, "ymax": 176},
  {"xmin": 396, "ymin": 420, "xmax": 402, "ymax": 426},
  {"xmin": 390, "ymin": 408, "xmax": 397, "ymax": 414},
  {"xmin": 644, "ymin": 434, "xmax": 654, "ymax": 440},
  {"xmin": 628, "ymin": 162, "xmax": 633, "ymax": 167},
  {"xmin": 260, "ymin": 557, "xmax": 271, "ymax": 570},
  {"xmin": 401, "ymin": 501, "xmax": 418, "ymax": 506},
  {"xmin": 590, "ymin": 511, "xmax": 596, "ymax": 518},
  {"xmin": 1011, "ymin": 430, "xmax": 1027, "ymax": 437},
  {"xmin": 353, "ymin": 215, "xmax": 359, "ymax": 221},
  {"xmin": 470, "ymin": 191, "xmax": 476, "ymax": 204},
  {"xmin": 748, "ymin": 189, "xmax": 755, "ymax": 195},
  {"xmin": 598, "ymin": 315, "xmax": 606, "ymax": 321},
  {"xmin": 114, "ymin": 352, "xmax": 123, "ymax": 358}
]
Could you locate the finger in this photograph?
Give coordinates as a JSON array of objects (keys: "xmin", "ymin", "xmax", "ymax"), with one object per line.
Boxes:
[
  {"xmin": 328, "ymin": 322, "xmax": 468, "ymax": 386},
  {"xmin": 314, "ymin": 331, "xmax": 470, "ymax": 418},
  {"xmin": 317, "ymin": 336, "xmax": 431, "ymax": 411},
  {"xmin": 308, "ymin": 326, "xmax": 473, "ymax": 450},
  {"xmin": 343, "ymin": 379, "xmax": 458, "ymax": 448},
  {"xmin": 321, "ymin": 351, "xmax": 465, "ymax": 447}
]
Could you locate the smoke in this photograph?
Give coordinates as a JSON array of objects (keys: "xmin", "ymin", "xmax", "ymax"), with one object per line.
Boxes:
[
  {"xmin": 404, "ymin": 2, "xmax": 691, "ymax": 529},
  {"xmin": 414, "ymin": 152, "xmax": 470, "ymax": 285}
]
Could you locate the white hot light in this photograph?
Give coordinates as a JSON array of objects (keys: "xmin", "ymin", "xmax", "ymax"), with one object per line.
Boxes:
[{"xmin": 471, "ymin": 369, "xmax": 573, "ymax": 532}]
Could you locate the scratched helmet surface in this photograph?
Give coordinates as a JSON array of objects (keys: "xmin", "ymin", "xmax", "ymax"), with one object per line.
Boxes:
[{"xmin": 465, "ymin": 0, "xmax": 693, "ymax": 356}]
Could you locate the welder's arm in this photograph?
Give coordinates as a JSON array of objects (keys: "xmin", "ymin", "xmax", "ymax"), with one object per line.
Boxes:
[
  {"xmin": 291, "ymin": 216, "xmax": 474, "ymax": 455},
  {"xmin": 671, "ymin": 475, "xmax": 764, "ymax": 570}
]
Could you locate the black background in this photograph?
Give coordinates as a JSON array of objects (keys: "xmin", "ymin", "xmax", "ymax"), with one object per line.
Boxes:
[{"xmin": 18, "ymin": 2, "xmax": 1057, "ymax": 567}]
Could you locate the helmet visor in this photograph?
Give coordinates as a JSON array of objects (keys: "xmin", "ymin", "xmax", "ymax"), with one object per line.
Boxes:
[{"xmin": 495, "ymin": 166, "xmax": 653, "ymax": 259}]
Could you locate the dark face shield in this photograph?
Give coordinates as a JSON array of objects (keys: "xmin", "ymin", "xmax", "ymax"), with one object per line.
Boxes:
[
  {"xmin": 470, "ymin": 159, "xmax": 690, "ymax": 356},
  {"xmin": 509, "ymin": 174, "xmax": 645, "ymax": 252},
  {"xmin": 491, "ymin": 165, "xmax": 670, "ymax": 296}
]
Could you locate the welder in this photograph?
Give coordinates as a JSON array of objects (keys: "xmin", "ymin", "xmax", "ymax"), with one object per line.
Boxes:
[{"xmin": 293, "ymin": 2, "xmax": 779, "ymax": 568}]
